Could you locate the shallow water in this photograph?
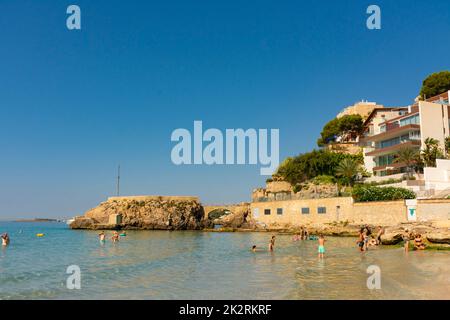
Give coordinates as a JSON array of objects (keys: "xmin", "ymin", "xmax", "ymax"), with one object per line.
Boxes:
[{"xmin": 0, "ymin": 222, "xmax": 449, "ymax": 300}]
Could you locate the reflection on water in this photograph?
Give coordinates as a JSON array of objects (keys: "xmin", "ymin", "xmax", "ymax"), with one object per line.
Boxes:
[{"xmin": 0, "ymin": 222, "xmax": 449, "ymax": 300}]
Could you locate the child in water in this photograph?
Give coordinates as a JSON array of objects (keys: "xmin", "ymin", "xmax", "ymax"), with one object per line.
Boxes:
[
  {"xmin": 318, "ymin": 235, "xmax": 325, "ymax": 259},
  {"xmin": 111, "ymin": 231, "xmax": 120, "ymax": 243},
  {"xmin": 98, "ymin": 231, "xmax": 106, "ymax": 242}
]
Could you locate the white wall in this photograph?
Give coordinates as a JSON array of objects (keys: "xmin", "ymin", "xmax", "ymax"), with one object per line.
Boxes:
[
  {"xmin": 419, "ymin": 101, "xmax": 449, "ymax": 151},
  {"xmin": 424, "ymin": 159, "xmax": 450, "ymax": 191}
]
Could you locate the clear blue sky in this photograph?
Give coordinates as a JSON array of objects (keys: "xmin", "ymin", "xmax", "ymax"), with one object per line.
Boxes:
[{"xmin": 1, "ymin": 0, "xmax": 450, "ymax": 219}]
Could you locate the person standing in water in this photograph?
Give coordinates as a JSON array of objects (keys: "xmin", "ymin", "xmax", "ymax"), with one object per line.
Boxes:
[
  {"xmin": 1, "ymin": 233, "xmax": 10, "ymax": 246},
  {"xmin": 362, "ymin": 229, "xmax": 369, "ymax": 251},
  {"xmin": 357, "ymin": 228, "xmax": 365, "ymax": 252},
  {"xmin": 376, "ymin": 226, "xmax": 385, "ymax": 245},
  {"xmin": 98, "ymin": 231, "xmax": 106, "ymax": 242},
  {"xmin": 318, "ymin": 235, "xmax": 325, "ymax": 259},
  {"xmin": 403, "ymin": 229, "xmax": 411, "ymax": 253},
  {"xmin": 269, "ymin": 236, "xmax": 276, "ymax": 251}
]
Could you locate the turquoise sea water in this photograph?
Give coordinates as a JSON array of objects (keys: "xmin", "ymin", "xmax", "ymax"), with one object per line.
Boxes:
[{"xmin": 0, "ymin": 221, "xmax": 449, "ymax": 300}]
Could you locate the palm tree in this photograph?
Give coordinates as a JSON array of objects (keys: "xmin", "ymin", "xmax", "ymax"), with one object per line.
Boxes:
[
  {"xmin": 421, "ymin": 138, "xmax": 444, "ymax": 167},
  {"xmin": 335, "ymin": 158, "xmax": 361, "ymax": 186},
  {"xmin": 394, "ymin": 147, "xmax": 420, "ymax": 178}
]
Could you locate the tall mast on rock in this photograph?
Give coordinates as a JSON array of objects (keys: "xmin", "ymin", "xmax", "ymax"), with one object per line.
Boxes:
[{"xmin": 116, "ymin": 165, "xmax": 121, "ymax": 196}]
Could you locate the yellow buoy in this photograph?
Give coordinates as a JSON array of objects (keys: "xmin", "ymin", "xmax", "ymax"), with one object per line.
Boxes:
[{"xmin": 36, "ymin": 233, "xmax": 44, "ymax": 237}]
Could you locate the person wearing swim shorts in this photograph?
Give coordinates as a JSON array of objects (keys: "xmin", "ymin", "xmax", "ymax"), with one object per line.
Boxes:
[
  {"xmin": 357, "ymin": 228, "xmax": 365, "ymax": 252},
  {"xmin": 318, "ymin": 235, "xmax": 325, "ymax": 259},
  {"xmin": 98, "ymin": 231, "xmax": 106, "ymax": 242}
]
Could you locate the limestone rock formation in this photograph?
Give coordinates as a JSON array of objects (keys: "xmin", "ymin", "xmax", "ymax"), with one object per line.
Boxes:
[
  {"xmin": 426, "ymin": 232, "xmax": 450, "ymax": 244},
  {"xmin": 380, "ymin": 223, "xmax": 450, "ymax": 245},
  {"xmin": 212, "ymin": 204, "xmax": 252, "ymax": 229},
  {"xmin": 380, "ymin": 232, "xmax": 403, "ymax": 245},
  {"xmin": 70, "ymin": 196, "xmax": 213, "ymax": 230}
]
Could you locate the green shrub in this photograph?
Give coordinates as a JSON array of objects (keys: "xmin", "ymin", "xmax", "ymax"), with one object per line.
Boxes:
[
  {"xmin": 365, "ymin": 178, "xmax": 403, "ymax": 186},
  {"xmin": 311, "ymin": 175, "xmax": 336, "ymax": 185},
  {"xmin": 352, "ymin": 185, "xmax": 416, "ymax": 202},
  {"xmin": 275, "ymin": 150, "xmax": 362, "ymax": 185}
]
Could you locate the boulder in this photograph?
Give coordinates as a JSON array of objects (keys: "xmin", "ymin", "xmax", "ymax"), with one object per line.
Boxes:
[
  {"xmin": 70, "ymin": 217, "xmax": 96, "ymax": 229},
  {"xmin": 381, "ymin": 232, "xmax": 403, "ymax": 245},
  {"xmin": 426, "ymin": 231, "xmax": 450, "ymax": 244},
  {"xmin": 214, "ymin": 204, "xmax": 252, "ymax": 228}
]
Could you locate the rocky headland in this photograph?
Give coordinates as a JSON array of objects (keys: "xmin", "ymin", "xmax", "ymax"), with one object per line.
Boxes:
[{"xmin": 70, "ymin": 196, "xmax": 213, "ymax": 230}]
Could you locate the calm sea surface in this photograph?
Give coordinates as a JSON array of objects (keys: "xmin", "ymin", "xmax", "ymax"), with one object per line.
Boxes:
[{"xmin": 0, "ymin": 222, "xmax": 449, "ymax": 300}]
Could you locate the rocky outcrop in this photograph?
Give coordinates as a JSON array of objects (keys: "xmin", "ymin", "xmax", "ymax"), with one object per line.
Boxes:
[
  {"xmin": 380, "ymin": 232, "xmax": 403, "ymax": 245},
  {"xmin": 378, "ymin": 222, "xmax": 450, "ymax": 246},
  {"xmin": 212, "ymin": 204, "xmax": 253, "ymax": 229},
  {"xmin": 426, "ymin": 232, "xmax": 450, "ymax": 244},
  {"xmin": 70, "ymin": 196, "xmax": 213, "ymax": 230}
]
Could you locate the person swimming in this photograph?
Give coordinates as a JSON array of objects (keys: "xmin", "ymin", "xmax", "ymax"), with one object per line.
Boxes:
[
  {"xmin": 98, "ymin": 231, "xmax": 106, "ymax": 242},
  {"xmin": 1, "ymin": 233, "xmax": 10, "ymax": 246},
  {"xmin": 251, "ymin": 245, "xmax": 264, "ymax": 252}
]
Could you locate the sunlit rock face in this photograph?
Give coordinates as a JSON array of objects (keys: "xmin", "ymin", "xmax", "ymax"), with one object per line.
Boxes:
[{"xmin": 70, "ymin": 196, "xmax": 213, "ymax": 230}]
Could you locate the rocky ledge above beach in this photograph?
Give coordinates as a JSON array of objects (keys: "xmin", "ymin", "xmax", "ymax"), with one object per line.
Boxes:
[{"xmin": 70, "ymin": 196, "xmax": 213, "ymax": 230}]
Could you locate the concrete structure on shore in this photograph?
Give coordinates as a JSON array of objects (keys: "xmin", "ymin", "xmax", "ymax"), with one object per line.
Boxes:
[{"xmin": 250, "ymin": 196, "xmax": 450, "ymax": 228}]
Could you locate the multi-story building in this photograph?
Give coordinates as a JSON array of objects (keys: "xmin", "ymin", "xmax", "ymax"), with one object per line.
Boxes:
[{"xmin": 359, "ymin": 91, "xmax": 450, "ymax": 178}]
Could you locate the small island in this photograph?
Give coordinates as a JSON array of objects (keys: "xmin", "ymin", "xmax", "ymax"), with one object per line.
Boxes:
[{"xmin": 14, "ymin": 218, "xmax": 59, "ymax": 223}]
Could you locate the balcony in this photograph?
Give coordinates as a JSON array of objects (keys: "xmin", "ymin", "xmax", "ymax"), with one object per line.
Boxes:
[
  {"xmin": 360, "ymin": 124, "xmax": 420, "ymax": 143},
  {"xmin": 365, "ymin": 140, "xmax": 421, "ymax": 157},
  {"xmin": 373, "ymin": 161, "xmax": 407, "ymax": 172}
]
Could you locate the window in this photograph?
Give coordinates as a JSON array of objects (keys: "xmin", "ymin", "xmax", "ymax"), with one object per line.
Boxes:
[
  {"xmin": 399, "ymin": 114, "xmax": 420, "ymax": 127},
  {"xmin": 264, "ymin": 209, "xmax": 271, "ymax": 215},
  {"xmin": 277, "ymin": 208, "xmax": 283, "ymax": 215},
  {"xmin": 376, "ymin": 154, "xmax": 395, "ymax": 166},
  {"xmin": 301, "ymin": 207, "xmax": 310, "ymax": 214},
  {"xmin": 409, "ymin": 130, "xmax": 421, "ymax": 140},
  {"xmin": 318, "ymin": 207, "xmax": 326, "ymax": 214}
]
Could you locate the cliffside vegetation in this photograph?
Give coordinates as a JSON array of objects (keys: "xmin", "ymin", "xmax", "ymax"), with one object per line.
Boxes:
[
  {"xmin": 274, "ymin": 150, "xmax": 365, "ymax": 190},
  {"xmin": 317, "ymin": 114, "xmax": 364, "ymax": 147},
  {"xmin": 419, "ymin": 71, "xmax": 450, "ymax": 99}
]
